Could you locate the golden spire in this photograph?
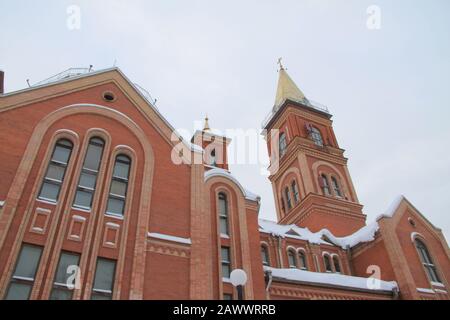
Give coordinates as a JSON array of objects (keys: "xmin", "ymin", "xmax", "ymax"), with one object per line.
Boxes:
[
  {"xmin": 203, "ymin": 114, "xmax": 211, "ymax": 131},
  {"xmin": 274, "ymin": 58, "xmax": 306, "ymax": 108}
]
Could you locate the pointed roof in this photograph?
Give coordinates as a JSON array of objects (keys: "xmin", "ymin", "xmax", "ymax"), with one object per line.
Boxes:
[{"xmin": 274, "ymin": 66, "xmax": 306, "ymax": 108}]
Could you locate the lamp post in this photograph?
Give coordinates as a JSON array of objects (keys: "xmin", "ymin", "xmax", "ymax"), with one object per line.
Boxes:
[{"xmin": 230, "ymin": 269, "xmax": 248, "ymax": 300}]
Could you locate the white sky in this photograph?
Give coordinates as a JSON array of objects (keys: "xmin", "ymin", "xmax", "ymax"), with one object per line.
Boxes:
[{"xmin": 1, "ymin": 0, "xmax": 449, "ymax": 240}]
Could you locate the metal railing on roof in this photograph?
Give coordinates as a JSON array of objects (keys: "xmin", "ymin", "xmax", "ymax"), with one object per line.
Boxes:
[
  {"xmin": 133, "ymin": 83, "xmax": 157, "ymax": 107},
  {"xmin": 32, "ymin": 68, "xmax": 93, "ymax": 87},
  {"xmin": 31, "ymin": 67, "xmax": 158, "ymax": 108},
  {"xmin": 262, "ymin": 98, "xmax": 330, "ymax": 128}
]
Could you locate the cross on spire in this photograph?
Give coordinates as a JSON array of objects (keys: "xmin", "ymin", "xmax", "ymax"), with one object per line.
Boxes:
[{"xmin": 277, "ymin": 57, "xmax": 285, "ymax": 70}]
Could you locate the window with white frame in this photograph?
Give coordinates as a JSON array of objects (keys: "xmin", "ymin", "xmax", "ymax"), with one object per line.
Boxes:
[
  {"xmin": 310, "ymin": 127, "xmax": 324, "ymax": 147},
  {"xmin": 73, "ymin": 137, "xmax": 105, "ymax": 210},
  {"xmin": 298, "ymin": 251, "xmax": 308, "ymax": 270},
  {"xmin": 332, "ymin": 255, "xmax": 341, "ymax": 273},
  {"xmin": 415, "ymin": 239, "xmax": 441, "ymax": 283},
  {"xmin": 50, "ymin": 252, "xmax": 80, "ymax": 300},
  {"xmin": 287, "ymin": 249, "xmax": 297, "ymax": 268},
  {"xmin": 291, "ymin": 180, "xmax": 300, "ymax": 204},
  {"xmin": 91, "ymin": 258, "xmax": 116, "ymax": 300},
  {"xmin": 106, "ymin": 155, "xmax": 131, "ymax": 216},
  {"xmin": 218, "ymin": 193, "xmax": 229, "ymax": 236},
  {"xmin": 319, "ymin": 174, "xmax": 331, "ymax": 196},
  {"xmin": 5, "ymin": 244, "xmax": 43, "ymax": 300},
  {"xmin": 221, "ymin": 247, "xmax": 231, "ymax": 279},
  {"xmin": 261, "ymin": 245, "xmax": 270, "ymax": 267},
  {"xmin": 279, "ymin": 133, "xmax": 287, "ymax": 157},
  {"xmin": 331, "ymin": 176, "xmax": 343, "ymax": 198},
  {"xmin": 285, "ymin": 187, "xmax": 292, "ymax": 210},
  {"xmin": 323, "ymin": 254, "xmax": 332, "ymax": 272},
  {"xmin": 38, "ymin": 139, "xmax": 73, "ymax": 203}
]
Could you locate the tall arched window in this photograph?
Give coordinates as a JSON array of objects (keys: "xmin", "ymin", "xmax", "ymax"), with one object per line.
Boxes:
[
  {"xmin": 298, "ymin": 251, "xmax": 308, "ymax": 270},
  {"xmin": 279, "ymin": 133, "xmax": 287, "ymax": 157},
  {"xmin": 38, "ymin": 139, "xmax": 73, "ymax": 203},
  {"xmin": 333, "ymin": 255, "xmax": 341, "ymax": 273},
  {"xmin": 310, "ymin": 127, "xmax": 323, "ymax": 147},
  {"xmin": 415, "ymin": 239, "xmax": 441, "ymax": 283},
  {"xmin": 210, "ymin": 149, "xmax": 217, "ymax": 167},
  {"xmin": 73, "ymin": 137, "xmax": 105, "ymax": 210},
  {"xmin": 280, "ymin": 197, "xmax": 286, "ymax": 214},
  {"xmin": 291, "ymin": 180, "xmax": 300, "ymax": 204},
  {"xmin": 261, "ymin": 245, "xmax": 270, "ymax": 267},
  {"xmin": 287, "ymin": 249, "xmax": 297, "ymax": 268},
  {"xmin": 218, "ymin": 193, "xmax": 229, "ymax": 236},
  {"xmin": 331, "ymin": 176, "xmax": 343, "ymax": 198},
  {"xmin": 284, "ymin": 187, "xmax": 292, "ymax": 210},
  {"xmin": 319, "ymin": 174, "xmax": 331, "ymax": 196},
  {"xmin": 323, "ymin": 254, "xmax": 332, "ymax": 272},
  {"xmin": 106, "ymin": 155, "xmax": 131, "ymax": 216}
]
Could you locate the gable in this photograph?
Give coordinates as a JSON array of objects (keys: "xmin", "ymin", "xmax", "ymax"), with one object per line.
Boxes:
[{"xmin": 0, "ymin": 68, "xmax": 200, "ymax": 157}]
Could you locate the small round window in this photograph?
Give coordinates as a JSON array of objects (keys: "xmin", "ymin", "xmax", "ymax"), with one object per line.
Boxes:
[{"xmin": 103, "ymin": 91, "xmax": 116, "ymax": 102}]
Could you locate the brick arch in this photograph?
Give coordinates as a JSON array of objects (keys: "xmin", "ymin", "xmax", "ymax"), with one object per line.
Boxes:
[
  {"xmin": 312, "ymin": 161, "xmax": 352, "ymax": 200},
  {"xmin": 277, "ymin": 167, "xmax": 305, "ymax": 200},
  {"xmin": 205, "ymin": 176, "xmax": 255, "ymax": 300},
  {"xmin": 36, "ymin": 127, "xmax": 114, "ymax": 300},
  {"xmin": 0, "ymin": 103, "xmax": 155, "ymax": 300}
]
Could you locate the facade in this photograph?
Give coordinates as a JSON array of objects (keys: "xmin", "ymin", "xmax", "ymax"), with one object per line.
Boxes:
[{"xmin": 0, "ymin": 66, "xmax": 448, "ymax": 300}]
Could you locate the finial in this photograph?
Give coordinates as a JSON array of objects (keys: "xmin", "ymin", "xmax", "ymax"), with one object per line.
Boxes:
[
  {"xmin": 277, "ymin": 57, "xmax": 284, "ymax": 71},
  {"xmin": 203, "ymin": 114, "xmax": 211, "ymax": 131}
]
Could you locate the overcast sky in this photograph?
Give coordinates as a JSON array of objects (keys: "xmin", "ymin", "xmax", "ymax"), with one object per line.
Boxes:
[{"xmin": 1, "ymin": 0, "xmax": 449, "ymax": 240}]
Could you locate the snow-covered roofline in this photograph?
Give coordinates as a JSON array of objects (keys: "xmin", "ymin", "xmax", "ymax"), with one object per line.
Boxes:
[
  {"xmin": 204, "ymin": 168, "xmax": 260, "ymax": 202},
  {"xmin": 259, "ymin": 219, "xmax": 379, "ymax": 249},
  {"xmin": 265, "ymin": 267, "xmax": 398, "ymax": 294},
  {"xmin": 147, "ymin": 232, "xmax": 192, "ymax": 245}
]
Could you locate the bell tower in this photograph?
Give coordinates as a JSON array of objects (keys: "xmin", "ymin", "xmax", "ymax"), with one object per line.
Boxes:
[{"xmin": 263, "ymin": 61, "xmax": 365, "ymax": 236}]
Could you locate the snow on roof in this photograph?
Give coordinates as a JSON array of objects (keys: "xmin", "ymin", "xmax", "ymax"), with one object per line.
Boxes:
[
  {"xmin": 376, "ymin": 195, "xmax": 405, "ymax": 221},
  {"xmin": 265, "ymin": 267, "xmax": 398, "ymax": 293},
  {"xmin": 259, "ymin": 219, "xmax": 330, "ymax": 245},
  {"xmin": 259, "ymin": 219, "xmax": 379, "ymax": 249},
  {"xmin": 147, "ymin": 232, "xmax": 192, "ymax": 245},
  {"xmin": 204, "ymin": 168, "xmax": 260, "ymax": 202}
]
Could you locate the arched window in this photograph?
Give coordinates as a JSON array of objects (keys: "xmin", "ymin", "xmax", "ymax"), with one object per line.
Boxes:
[
  {"xmin": 331, "ymin": 176, "xmax": 343, "ymax": 198},
  {"xmin": 415, "ymin": 239, "xmax": 441, "ymax": 283},
  {"xmin": 298, "ymin": 251, "xmax": 308, "ymax": 270},
  {"xmin": 280, "ymin": 197, "xmax": 286, "ymax": 214},
  {"xmin": 284, "ymin": 187, "xmax": 292, "ymax": 210},
  {"xmin": 73, "ymin": 137, "xmax": 105, "ymax": 210},
  {"xmin": 210, "ymin": 149, "xmax": 217, "ymax": 167},
  {"xmin": 333, "ymin": 256, "xmax": 341, "ymax": 273},
  {"xmin": 291, "ymin": 180, "xmax": 300, "ymax": 204},
  {"xmin": 218, "ymin": 193, "xmax": 229, "ymax": 236},
  {"xmin": 287, "ymin": 249, "xmax": 297, "ymax": 268},
  {"xmin": 279, "ymin": 133, "xmax": 287, "ymax": 157},
  {"xmin": 310, "ymin": 127, "xmax": 323, "ymax": 147},
  {"xmin": 38, "ymin": 139, "xmax": 73, "ymax": 203},
  {"xmin": 261, "ymin": 245, "xmax": 270, "ymax": 267},
  {"xmin": 323, "ymin": 254, "xmax": 332, "ymax": 272},
  {"xmin": 106, "ymin": 155, "xmax": 131, "ymax": 216},
  {"xmin": 319, "ymin": 174, "xmax": 331, "ymax": 196}
]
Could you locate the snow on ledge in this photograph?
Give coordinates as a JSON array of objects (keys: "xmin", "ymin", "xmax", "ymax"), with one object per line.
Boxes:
[
  {"xmin": 259, "ymin": 219, "xmax": 379, "ymax": 249},
  {"xmin": 376, "ymin": 195, "xmax": 405, "ymax": 221},
  {"xmin": 265, "ymin": 267, "xmax": 398, "ymax": 293},
  {"xmin": 417, "ymin": 288, "xmax": 435, "ymax": 294},
  {"xmin": 147, "ymin": 232, "xmax": 192, "ymax": 245},
  {"xmin": 205, "ymin": 168, "xmax": 260, "ymax": 202}
]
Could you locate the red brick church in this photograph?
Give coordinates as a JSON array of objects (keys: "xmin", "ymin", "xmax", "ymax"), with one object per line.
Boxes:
[{"xmin": 0, "ymin": 64, "xmax": 448, "ymax": 300}]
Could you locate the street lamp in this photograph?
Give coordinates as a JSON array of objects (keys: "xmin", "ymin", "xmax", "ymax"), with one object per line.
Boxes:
[{"xmin": 230, "ymin": 269, "xmax": 248, "ymax": 300}]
